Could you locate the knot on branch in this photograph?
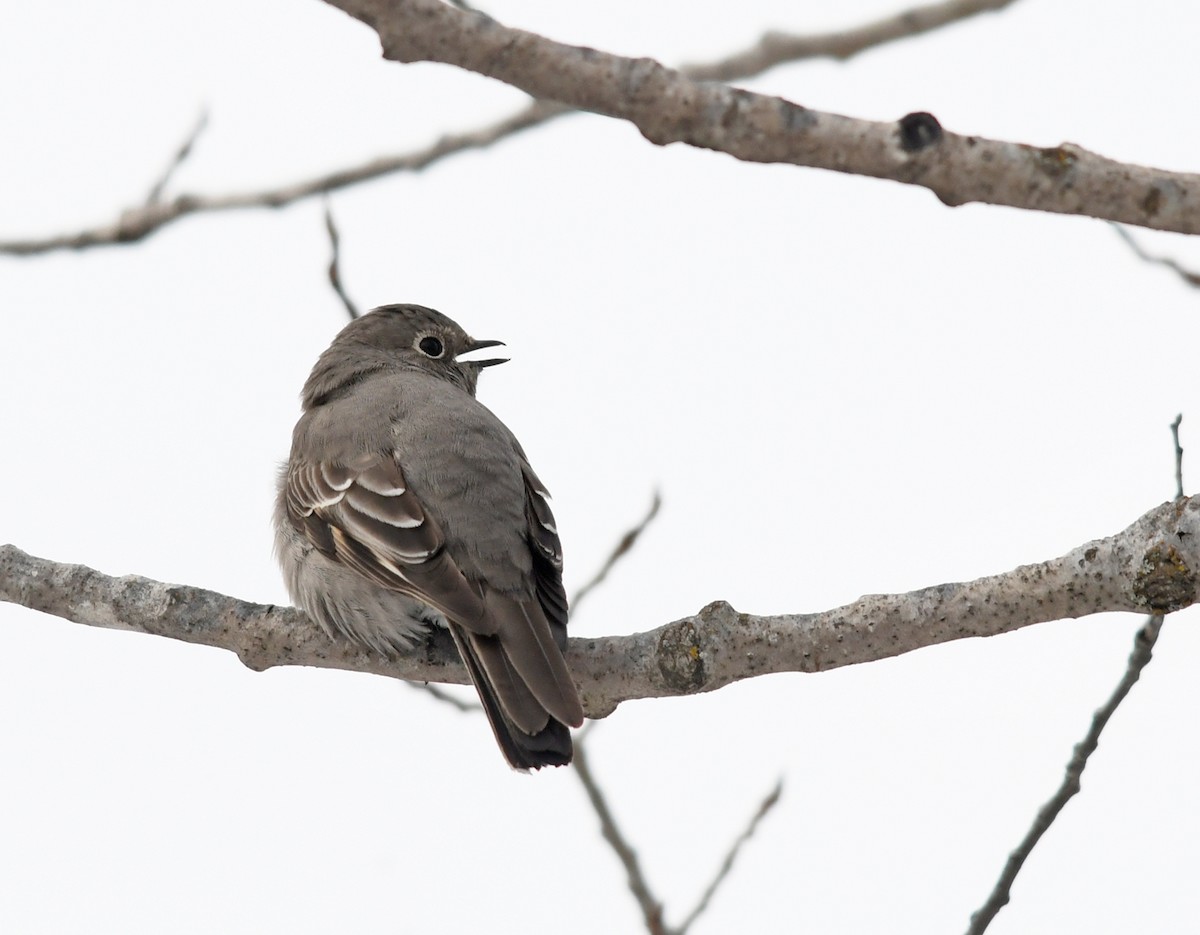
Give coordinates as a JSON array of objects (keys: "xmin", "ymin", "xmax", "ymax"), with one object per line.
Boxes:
[
  {"xmin": 1134, "ymin": 544, "xmax": 1197, "ymax": 612},
  {"xmin": 897, "ymin": 111, "xmax": 942, "ymax": 152},
  {"xmin": 654, "ymin": 601, "xmax": 745, "ymax": 694},
  {"xmin": 656, "ymin": 616, "xmax": 708, "ymax": 693},
  {"xmin": 1034, "ymin": 144, "xmax": 1080, "ymax": 180}
]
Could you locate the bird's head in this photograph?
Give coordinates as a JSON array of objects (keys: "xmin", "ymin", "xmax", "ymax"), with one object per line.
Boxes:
[{"xmin": 301, "ymin": 303, "xmax": 507, "ymax": 407}]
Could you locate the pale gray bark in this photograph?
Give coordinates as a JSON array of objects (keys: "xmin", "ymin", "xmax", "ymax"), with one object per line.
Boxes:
[
  {"xmin": 3, "ymin": 496, "xmax": 1196, "ymax": 717},
  {"xmin": 322, "ymin": 0, "xmax": 1200, "ymax": 235}
]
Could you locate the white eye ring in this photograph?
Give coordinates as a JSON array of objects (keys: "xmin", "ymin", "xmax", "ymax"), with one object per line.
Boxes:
[{"xmin": 415, "ymin": 334, "xmax": 445, "ymax": 359}]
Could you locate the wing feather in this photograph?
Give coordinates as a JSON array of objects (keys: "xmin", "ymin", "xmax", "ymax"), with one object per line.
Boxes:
[
  {"xmin": 284, "ymin": 454, "xmax": 486, "ymax": 626},
  {"xmin": 284, "ymin": 446, "xmax": 583, "ymax": 766}
]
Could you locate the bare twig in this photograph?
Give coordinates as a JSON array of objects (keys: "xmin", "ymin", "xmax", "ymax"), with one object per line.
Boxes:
[
  {"xmin": 2, "ymin": 497, "xmax": 1197, "ymax": 716},
  {"xmin": 676, "ymin": 779, "xmax": 784, "ymax": 934},
  {"xmin": 570, "ymin": 491, "xmax": 778, "ymax": 929},
  {"xmin": 323, "ymin": 200, "xmax": 360, "ymax": 320},
  {"xmin": 404, "ymin": 679, "xmax": 479, "ymax": 712},
  {"xmin": 966, "ymin": 418, "xmax": 1187, "ymax": 933},
  {"xmin": 145, "ymin": 109, "xmax": 209, "ymax": 205},
  {"xmin": 571, "ymin": 491, "xmax": 662, "ymax": 612},
  {"xmin": 1172, "ymin": 414, "xmax": 1185, "ymax": 500},
  {"xmin": 2, "ymin": 0, "xmax": 1025, "ymax": 255},
  {"xmin": 572, "ymin": 738, "xmax": 666, "ymax": 935},
  {"xmin": 965, "ymin": 615, "xmax": 1165, "ymax": 935},
  {"xmin": 328, "ymin": 0, "xmax": 1200, "ymax": 235},
  {"xmin": 572, "ymin": 734, "xmax": 781, "ymax": 934},
  {"xmin": 0, "ymin": 100, "xmax": 570, "ymax": 255},
  {"xmin": 684, "ymin": 0, "xmax": 1021, "ymax": 80},
  {"xmin": 1110, "ymin": 225, "xmax": 1200, "ymax": 289}
]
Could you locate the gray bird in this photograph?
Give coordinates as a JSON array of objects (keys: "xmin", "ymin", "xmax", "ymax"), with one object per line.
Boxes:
[{"xmin": 274, "ymin": 303, "xmax": 584, "ymax": 769}]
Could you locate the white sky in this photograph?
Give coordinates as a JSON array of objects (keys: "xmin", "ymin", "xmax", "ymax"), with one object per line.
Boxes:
[{"xmin": 3, "ymin": 1, "xmax": 1200, "ymax": 932}]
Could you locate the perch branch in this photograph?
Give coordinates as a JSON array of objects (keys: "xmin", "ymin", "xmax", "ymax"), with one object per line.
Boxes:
[{"xmin": 2, "ymin": 497, "xmax": 1197, "ymax": 717}]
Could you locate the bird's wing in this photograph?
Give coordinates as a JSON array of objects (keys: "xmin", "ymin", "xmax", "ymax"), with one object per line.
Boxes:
[
  {"xmin": 283, "ymin": 452, "xmax": 487, "ymax": 628},
  {"xmin": 521, "ymin": 462, "xmax": 570, "ymax": 640},
  {"xmin": 283, "ymin": 450, "xmax": 583, "ymax": 734}
]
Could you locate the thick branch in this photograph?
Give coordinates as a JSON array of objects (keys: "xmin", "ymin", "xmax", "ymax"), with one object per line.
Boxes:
[
  {"xmin": 325, "ymin": 0, "xmax": 1200, "ymax": 234},
  {"xmin": 2, "ymin": 498, "xmax": 1196, "ymax": 716},
  {"xmin": 0, "ymin": 0, "xmax": 1029, "ymax": 255}
]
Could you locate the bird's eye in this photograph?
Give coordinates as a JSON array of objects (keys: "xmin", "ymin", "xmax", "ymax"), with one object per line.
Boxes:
[{"xmin": 417, "ymin": 335, "xmax": 445, "ymax": 358}]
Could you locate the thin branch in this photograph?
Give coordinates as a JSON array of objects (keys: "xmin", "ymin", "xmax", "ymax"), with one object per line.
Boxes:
[
  {"xmin": 1110, "ymin": 225, "xmax": 1200, "ymax": 289},
  {"xmin": 327, "ymin": 0, "xmax": 1200, "ymax": 235},
  {"xmin": 676, "ymin": 779, "xmax": 784, "ymax": 934},
  {"xmin": 403, "ymin": 679, "xmax": 479, "ymax": 712},
  {"xmin": 2, "ymin": 496, "xmax": 1197, "ymax": 716},
  {"xmin": 323, "ymin": 200, "xmax": 360, "ymax": 320},
  {"xmin": 1172, "ymin": 414, "xmax": 1185, "ymax": 500},
  {"xmin": 966, "ymin": 417, "xmax": 1187, "ymax": 933},
  {"xmin": 0, "ymin": 100, "xmax": 571, "ymax": 255},
  {"xmin": 572, "ymin": 735, "xmax": 781, "ymax": 934},
  {"xmin": 571, "ymin": 491, "xmax": 662, "ymax": 611},
  {"xmin": 1, "ymin": 0, "xmax": 1025, "ymax": 255},
  {"xmin": 572, "ymin": 737, "xmax": 666, "ymax": 935},
  {"xmin": 145, "ymin": 109, "xmax": 209, "ymax": 205},
  {"xmin": 964, "ymin": 615, "xmax": 1165, "ymax": 935},
  {"xmin": 684, "ymin": 0, "xmax": 1021, "ymax": 81}
]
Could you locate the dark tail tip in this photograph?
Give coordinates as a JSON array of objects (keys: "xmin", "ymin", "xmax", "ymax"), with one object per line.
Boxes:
[{"xmin": 495, "ymin": 717, "xmax": 573, "ymax": 771}]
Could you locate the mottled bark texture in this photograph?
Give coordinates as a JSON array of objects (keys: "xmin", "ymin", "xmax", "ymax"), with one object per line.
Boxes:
[
  {"xmin": 322, "ymin": 0, "xmax": 1200, "ymax": 235},
  {"xmin": 3, "ymin": 497, "xmax": 1196, "ymax": 717}
]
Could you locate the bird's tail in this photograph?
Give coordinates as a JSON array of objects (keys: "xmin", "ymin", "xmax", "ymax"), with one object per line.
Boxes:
[{"xmin": 450, "ymin": 624, "xmax": 576, "ymax": 769}]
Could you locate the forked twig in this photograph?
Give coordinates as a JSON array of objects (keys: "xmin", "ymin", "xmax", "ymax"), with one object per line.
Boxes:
[
  {"xmin": 568, "ymin": 491, "xmax": 780, "ymax": 932},
  {"xmin": 966, "ymin": 414, "xmax": 1185, "ymax": 933},
  {"xmin": 965, "ymin": 615, "xmax": 1164, "ymax": 934},
  {"xmin": 1111, "ymin": 225, "xmax": 1200, "ymax": 289}
]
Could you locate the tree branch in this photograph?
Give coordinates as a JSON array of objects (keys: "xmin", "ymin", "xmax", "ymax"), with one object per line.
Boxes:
[
  {"xmin": 145, "ymin": 108, "xmax": 209, "ymax": 205},
  {"xmin": 572, "ymin": 490, "xmax": 661, "ymax": 612},
  {"xmin": 675, "ymin": 778, "xmax": 783, "ymax": 934},
  {"xmin": 572, "ymin": 735, "xmax": 666, "ymax": 935},
  {"xmin": 965, "ymin": 413, "xmax": 1188, "ymax": 931},
  {"xmin": 681, "ymin": 0, "xmax": 1021, "ymax": 81},
  {"xmin": 1111, "ymin": 225, "xmax": 1200, "ymax": 289},
  {"xmin": 0, "ymin": 100, "xmax": 569, "ymax": 255},
  {"xmin": 322, "ymin": 199, "xmax": 361, "ymax": 320},
  {"xmin": 964, "ymin": 614, "xmax": 1165, "ymax": 935},
  {"xmin": 3, "ymin": 497, "xmax": 1197, "ymax": 716},
  {"xmin": 0, "ymin": 0, "xmax": 1025, "ymax": 255},
  {"xmin": 324, "ymin": 0, "xmax": 1200, "ymax": 235}
]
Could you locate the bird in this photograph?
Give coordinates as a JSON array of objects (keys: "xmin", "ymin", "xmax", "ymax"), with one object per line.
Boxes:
[{"xmin": 274, "ymin": 303, "xmax": 584, "ymax": 769}]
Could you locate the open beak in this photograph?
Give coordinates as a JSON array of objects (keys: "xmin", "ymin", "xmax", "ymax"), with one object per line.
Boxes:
[{"xmin": 460, "ymin": 337, "xmax": 508, "ymax": 369}]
